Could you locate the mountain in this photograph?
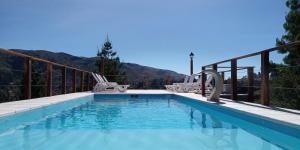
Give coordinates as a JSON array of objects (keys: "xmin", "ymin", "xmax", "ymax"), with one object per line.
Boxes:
[{"xmin": 8, "ymin": 49, "xmax": 185, "ymax": 84}]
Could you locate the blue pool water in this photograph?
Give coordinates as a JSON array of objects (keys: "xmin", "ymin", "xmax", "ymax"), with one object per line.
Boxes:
[{"xmin": 0, "ymin": 94, "xmax": 300, "ymax": 150}]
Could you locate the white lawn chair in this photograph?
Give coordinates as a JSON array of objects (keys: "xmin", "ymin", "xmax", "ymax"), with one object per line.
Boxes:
[
  {"xmin": 100, "ymin": 75, "xmax": 130, "ymax": 92},
  {"xmin": 175, "ymin": 74, "xmax": 197, "ymax": 92},
  {"xmin": 92, "ymin": 73, "xmax": 129, "ymax": 92},
  {"xmin": 182, "ymin": 76, "xmax": 202, "ymax": 92},
  {"xmin": 165, "ymin": 75, "xmax": 197, "ymax": 93},
  {"xmin": 96, "ymin": 74, "xmax": 118, "ymax": 86},
  {"xmin": 165, "ymin": 75, "xmax": 189, "ymax": 91},
  {"xmin": 165, "ymin": 73, "xmax": 215, "ymax": 93},
  {"xmin": 92, "ymin": 73, "xmax": 108, "ymax": 91}
]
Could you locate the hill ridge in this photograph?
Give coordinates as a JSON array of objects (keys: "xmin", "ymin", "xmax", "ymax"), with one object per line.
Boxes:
[{"xmin": 10, "ymin": 49, "xmax": 185, "ymax": 84}]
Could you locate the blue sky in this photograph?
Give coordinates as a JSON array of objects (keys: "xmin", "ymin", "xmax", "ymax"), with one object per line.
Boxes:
[{"xmin": 0, "ymin": 0, "xmax": 288, "ymax": 75}]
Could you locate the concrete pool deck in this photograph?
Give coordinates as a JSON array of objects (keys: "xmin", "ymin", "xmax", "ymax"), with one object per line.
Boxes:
[
  {"xmin": 0, "ymin": 92, "xmax": 93, "ymax": 117},
  {"xmin": 174, "ymin": 92, "xmax": 300, "ymax": 129},
  {"xmin": 0, "ymin": 90, "xmax": 300, "ymax": 128}
]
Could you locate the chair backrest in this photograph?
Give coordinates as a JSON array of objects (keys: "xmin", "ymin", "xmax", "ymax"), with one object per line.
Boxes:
[
  {"xmin": 195, "ymin": 76, "xmax": 201, "ymax": 84},
  {"xmin": 96, "ymin": 74, "xmax": 105, "ymax": 82},
  {"xmin": 188, "ymin": 74, "xmax": 196, "ymax": 83},
  {"xmin": 102, "ymin": 76, "xmax": 109, "ymax": 82},
  {"xmin": 92, "ymin": 73, "xmax": 101, "ymax": 83},
  {"xmin": 183, "ymin": 76, "xmax": 189, "ymax": 84}
]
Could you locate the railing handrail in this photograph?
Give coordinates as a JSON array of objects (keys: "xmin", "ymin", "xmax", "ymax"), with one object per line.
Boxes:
[
  {"xmin": 203, "ymin": 41, "xmax": 300, "ymax": 67},
  {"xmin": 200, "ymin": 41, "xmax": 300, "ymax": 106},
  {"xmin": 0, "ymin": 48, "xmax": 96, "ymax": 100},
  {"xmin": 0, "ymin": 48, "xmax": 91, "ymax": 73}
]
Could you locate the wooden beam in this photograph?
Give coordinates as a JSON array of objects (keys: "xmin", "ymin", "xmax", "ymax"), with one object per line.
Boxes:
[
  {"xmin": 24, "ymin": 58, "xmax": 32, "ymax": 99},
  {"xmin": 201, "ymin": 67, "xmax": 206, "ymax": 96},
  {"xmin": 47, "ymin": 63, "xmax": 52, "ymax": 96},
  {"xmin": 202, "ymin": 41, "xmax": 300, "ymax": 67},
  {"xmin": 80, "ymin": 71, "xmax": 84, "ymax": 92},
  {"xmin": 231, "ymin": 59, "xmax": 237, "ymax": 100},
  {"xmin": 218, "ymin": 68, "xmax": 247, "ymax": 73},
  {"xmin": 72, "ymin": 69, "xmax": 76, "ymax": 93},
  {"xmin": 261, "ymin": 51, "xmax": 270, "ymax": 105},
  {"xmin": 247, "ymin": 67, "xmax": 254, "ymax": 102},
  {"xmin": 221, "ymin": 72, "xmax": 225, "ymax": 83},
  {"xmin": 86, "ymin": 73, "xmax": 90, "ymax": 91},
  {"xmin": 212, "ymin": 64, "xmax": 217, "ymax": 71},
  {"xmin": 0, "ymin": 48, "xmax": 91, "ymax": 73},
  {"xmin": 61, "ymin": 66, "xmax": 66, "ymax": 94},
  {"xmin": 91, "ymin": 76, "xmax": 95, "ymax": 90},
  {"xmin": 100, "ymin": 58, "xmax": 105, "ymax": 76},
  {"xmin": 214, "ymin": 66, "xmax": 253, "ymax": 69}
]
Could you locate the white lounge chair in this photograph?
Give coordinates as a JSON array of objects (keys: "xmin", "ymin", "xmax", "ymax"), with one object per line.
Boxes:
[
  {"xmin": 165, "ymin": 75, "xmax": 189, "ymax": 91},
  {"xmin": 91, "ymin": 73, "xmax": 107, "ymax": 91},
  {"xmin": 175, "ymin": 74, "xmax": 197, "ymax": 92},
  {"xmin": 96, "ymin": 74, "xmax": 118, "ymax": 87},
  {"xmin": 165, "ymin": 75, "xmax": 197, "ymax": 92},
  {"xmin": 165, "ymin": 73, "xmax": 214, "ymax": 93},
  {"xmin": 92, "ymin": 73, "xmax": 129, "ymax": 92},
  {"xmin": 182, "ymin": 76, "xmax": 202, "ymax": 92},
  {"xmin": 100, "ymin": 75, "xmax": 130, "ymax": 92}
]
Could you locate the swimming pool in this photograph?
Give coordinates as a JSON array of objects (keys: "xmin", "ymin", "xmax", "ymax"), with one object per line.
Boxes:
[{"xmin": 0, "ymin": 94, "xmax": 299, "ymax": 150}]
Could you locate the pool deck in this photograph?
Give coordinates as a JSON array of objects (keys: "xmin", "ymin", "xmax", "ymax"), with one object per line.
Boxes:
[
  {"xmin": 174, "ymin": 92, "xmax": 300, "ymax": 129},
  {"xmin": 1, "ymin": 90, "xmax": 300, "ymax": 128},
  {"xmin": 0, "ymin": 92, "xmax": 93, "ymax": 117}
]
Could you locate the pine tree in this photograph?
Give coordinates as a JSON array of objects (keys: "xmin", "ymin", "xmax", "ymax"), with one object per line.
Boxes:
[
  {"xmin": 271, "ymin": 0, "xmax": 300, "ymax": 109},
  {"xmin": 95, "ymin": 36, "xmax": 127, "ymax": 83},
  {"xmin": 276, "ymin": 0, "xmax": 300, "ymax": 68}
]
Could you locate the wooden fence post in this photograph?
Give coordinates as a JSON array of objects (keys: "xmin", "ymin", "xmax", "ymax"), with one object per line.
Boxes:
[
  {"xmin": 80, "ymin": 71, "xmax": 84, "ymax": 92},
  {"xmin": 61, "ymin": 66, "xmax": 66, "ymax": 94},
  {"xmin": 231, "ymin": 59, "xmax": 237, "ymax": 100},
  {"xmin": 221, "ymin": 72, "xmax": 225, "ymax": 83},
  {"xmin": 47, "ymin": 63, "xmax": 52, "ymax": 96},
  {"xmin": 100, "ymin": 58, "xmax": 105, "ymax": 76},
  {"xmin": 212, "ymin": 64, "xmax": 218, "ymax": 71},
  {"xmin": 24, "ymin": 58, "xmax": 32, "ymax": 99},
  {"xmin": 247, "ymin": 67, "xmax": 254, "ymax": 102},
  {"xmin": 91, "ymin": 76, "xmax": 95, "ymax": 90},
  {"xmin": 201, "ymin": 66, "xmax": 206, "ymax": 96},
  {"xmin": 86, "ymin": 73, "xmax": 90, "ymax": 91},
  {"xmin": 90, "ymin": 75, "xmax": 94, "ymax": 90},
  {"xmin": 72, "ymin": 69, "xmax": 76, "ymax": 93},
  {"xmin": 261, "ymin": 51, "xmax": 270, "ymax": 105}
]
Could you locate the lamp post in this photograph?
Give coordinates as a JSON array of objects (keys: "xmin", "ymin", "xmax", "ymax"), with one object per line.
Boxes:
[{"xmin": 189, "ymin": 52, "xmax": 194, "ymax": 75}]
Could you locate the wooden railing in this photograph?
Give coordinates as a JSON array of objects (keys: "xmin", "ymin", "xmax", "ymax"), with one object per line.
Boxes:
[
  {"xmin": 200, "ymin": 41, "xmax": 300, "ymax": 106},
  {"xmin": 0, "ymin": 48, "xmax": 95, "ymax": 100}
]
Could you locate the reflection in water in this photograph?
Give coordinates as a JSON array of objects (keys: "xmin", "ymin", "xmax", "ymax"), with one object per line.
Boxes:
[
  {"xmin": 210, "ymin": 115, "xmax": 222, "ymax": 128},
  {"xmin": 190, "ymin": 108, "xmax": 195, "ymax": 129},
  {"xmin": 261, "ymin": 140, "xmax": 272, "ymax": 150},
  {"xmin": 183, "ymin": 105, "xmax": 240, "ymax": 150},
  {"xmin": 46, "ymin": 118, "xmax": 52, "ymax": 139},
  {"xmin": 230, "ymin": 125, "xmax": 239, "ymax": 150},
  {"xmin": 23, "ymin": 125, "xmax": 30, "ymax": 150},
  {"xmin": 71, "ymin": 108, "xmax": 76, "ymax": 123},
  {"xmin": 95, "ymin": 104, "xmax": 122, "ymax": 131},
  {"xmin": 2, "ymin": 98, "xmax": 294, "ymax": 150},
  {"xmin": 201, "ymin": 113, "xmax": 207, "ymax": 128},
  {"xmin": 190, "ymin": 108, "xmax": 194, "ymax": 119},
  {"xmin": 60, "ymin": 113, "xmax": 66, "ymax": 128}
]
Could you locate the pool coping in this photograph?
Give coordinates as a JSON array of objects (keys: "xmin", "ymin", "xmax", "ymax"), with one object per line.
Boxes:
[
  {"xmin": 0, "ymin": 92, "xmax": 93, "ymax": 117},
  {"xmin": 173, "ymin": 92, "xmax": 300, "ymax": 129}
]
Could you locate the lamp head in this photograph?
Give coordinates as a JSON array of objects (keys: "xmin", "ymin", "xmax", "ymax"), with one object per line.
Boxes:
[{"xmin": 189, "ymin": 52, "xmax": 194, "ymax": 58}]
